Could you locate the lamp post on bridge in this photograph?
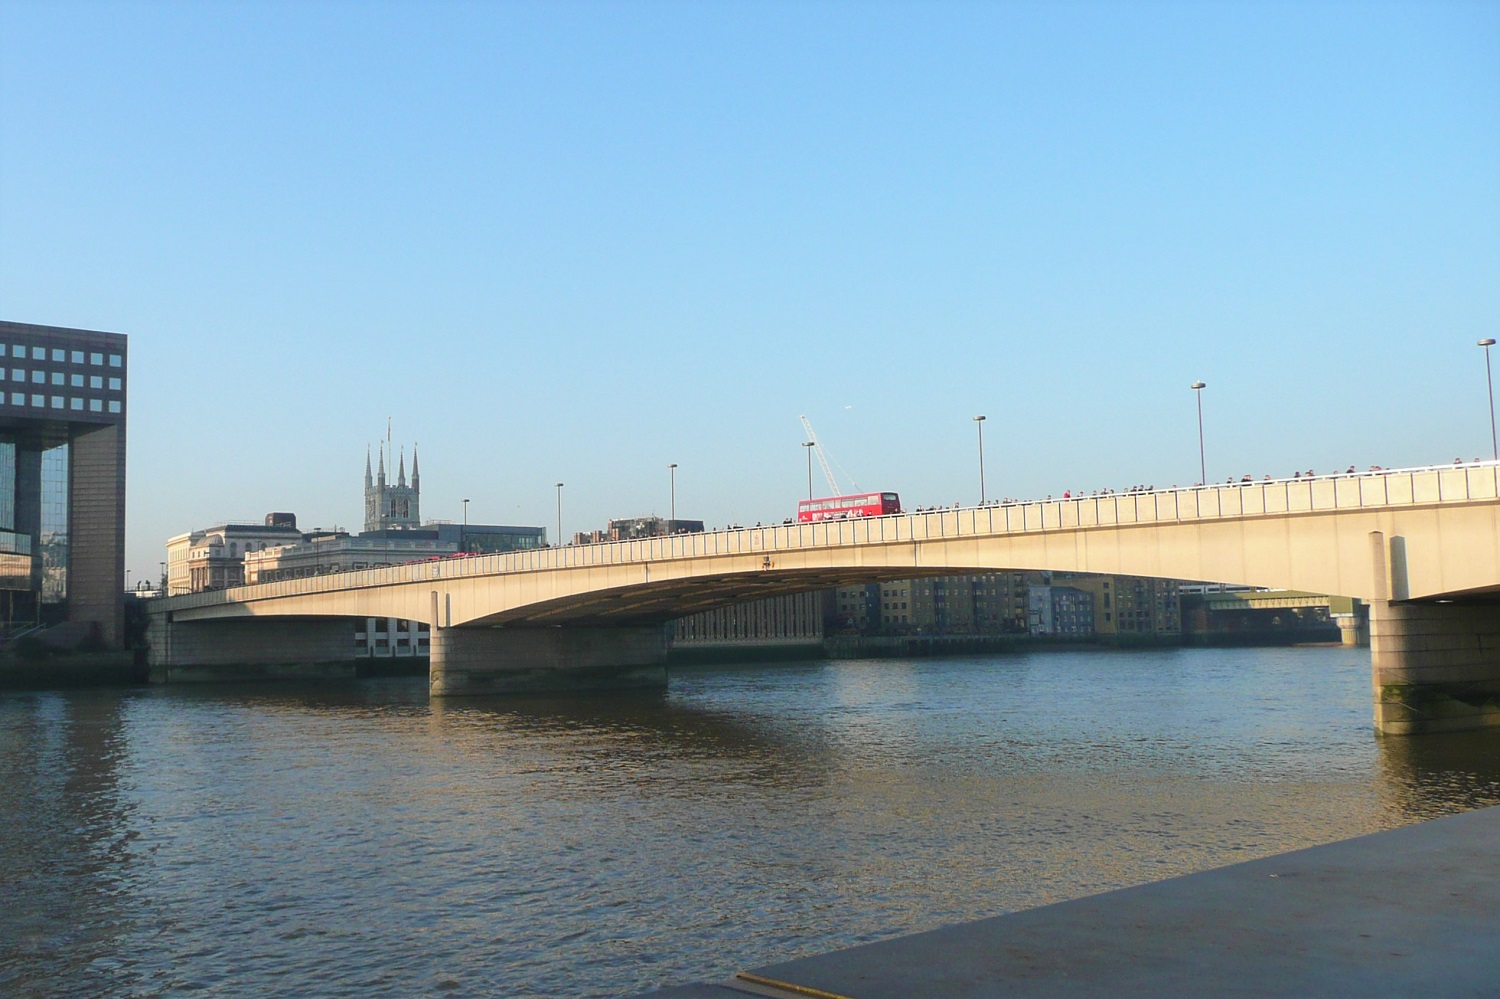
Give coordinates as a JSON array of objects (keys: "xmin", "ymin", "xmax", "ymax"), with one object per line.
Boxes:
[
  {"xmin": 802, "ymin": 441, "xmax": 815, "ymax": 501},
  {"xmin": 668, "ymin": 463, "xmax": 677, "ymax": 532},
  {"xmin": 1480, "ymin": 339, "xmax": 1497, "ymax": 463},
  {"xmin": 1190, "ymin": 381, "xmax": 1207, "ymax": 486},
  {"xmin": 461, "ymin": 498, "xmax": 469, "ymax": 554},
  {"xmin": 973, "ymin": 415, "xmax": 987, "ymax": 504},
  {"xmin": 555, "ymin": 483, "xmax": 564, "ymax": 547}
]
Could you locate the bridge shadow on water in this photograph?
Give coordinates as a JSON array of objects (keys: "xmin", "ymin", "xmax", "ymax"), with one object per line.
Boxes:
[
  {"xmin": 1376, "ymin": 725, "xmax": 1500, "ymax": 819},
  {"xmin": 135, "ymin": 670, "xmax": 850, "ymax": 794}
]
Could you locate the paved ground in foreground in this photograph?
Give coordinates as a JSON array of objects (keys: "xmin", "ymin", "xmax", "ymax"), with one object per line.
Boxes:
[{"xmin": 637, "ymin": 804, "xmax": 1500, "ymax": 998}]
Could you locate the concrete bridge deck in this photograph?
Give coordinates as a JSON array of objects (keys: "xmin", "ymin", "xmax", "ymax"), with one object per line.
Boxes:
[
  {"xmin": 641, "ymin": 804, "xmax": 1500, "ymax": 998},
  {"xmin": 156, "ymin": 460, "xmax": 1500, "ymax": 625},
  {"xmin": 147, "ymin": 461, "xmax": 1500, "ymax": 733}
]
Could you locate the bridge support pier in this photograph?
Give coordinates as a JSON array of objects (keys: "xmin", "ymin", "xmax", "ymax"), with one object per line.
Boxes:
[
  {"xmin": 1371, "ymin": 601, "xmax": 1500, "ymax": 735},
  {"xmin": 1333, "ymin": 612, "xmax": 1368, "ymax": 647},
  {"xmin": 429, "ymin": 626, "xmax": 668, "ymax": 697}
]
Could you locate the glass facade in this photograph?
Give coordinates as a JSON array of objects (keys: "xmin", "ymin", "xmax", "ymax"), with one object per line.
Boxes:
[
  {"xmin": 0, "ymin": 440, "xmax": 13, "ymax": 531},
  {"xmin": 40, "ymin": 443, "xmax": 68, "ymax": 607}
]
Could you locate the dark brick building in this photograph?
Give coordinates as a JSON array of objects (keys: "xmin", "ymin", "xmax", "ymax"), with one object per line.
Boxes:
[{"xmin": 0, "ymin": 321, "xmax": 127, "ymax": 648}]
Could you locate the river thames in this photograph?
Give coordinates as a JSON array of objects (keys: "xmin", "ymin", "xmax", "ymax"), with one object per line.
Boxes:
[{"xmin": 5, "ymin": 645, "xmax": 1500, "ymax": 998}]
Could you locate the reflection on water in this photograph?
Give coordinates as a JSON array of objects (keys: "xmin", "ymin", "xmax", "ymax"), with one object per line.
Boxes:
[{"xmin": 3, "ymin": 647, "xmax": 1499, "ymax": 998}]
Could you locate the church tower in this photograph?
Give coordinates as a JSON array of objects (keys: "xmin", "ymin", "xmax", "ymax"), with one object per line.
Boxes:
[{"xmin": 364, "ymin": 441, "xmax": 421, "ymax": 532}]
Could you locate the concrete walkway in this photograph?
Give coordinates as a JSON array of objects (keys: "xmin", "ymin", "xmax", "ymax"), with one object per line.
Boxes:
[{"xmin": 638, "ymin": 805, "xmax": 1500, "ymax": 998}]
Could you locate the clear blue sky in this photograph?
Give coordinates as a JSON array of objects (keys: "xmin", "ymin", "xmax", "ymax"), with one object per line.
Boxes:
[{"xmin": 1, "ymin": 0, "xmax": 1497, "ymax": 583}]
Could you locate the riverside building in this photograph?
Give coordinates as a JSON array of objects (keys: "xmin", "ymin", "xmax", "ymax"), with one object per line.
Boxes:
[{"xmin": 0, "ymin": 320, "xmax": 127, "ymax": 647}]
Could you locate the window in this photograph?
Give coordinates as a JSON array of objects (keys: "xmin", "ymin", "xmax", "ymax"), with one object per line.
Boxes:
[
  {"xmin": 90, "ymin": 352, "xmax": 102, "ymax": 365},
  {"xmin": 108, "ymin": 377, "xmax": 121, "ymax": 390},
  {"xmin": 107, "ymin": 400, "xmax": 120, "ymax": 413},
  {"xmin": 51, "ymin": 349, "xmax": 64, "ymax": 362},
  {"xmin": 9, "ymin": 346, "xmax": 20, "ymax": 358},
  {"xmin": 30, "ymin": 395, "xmax": 42, "ymax": 407},
  {"xmin": 30, "ymin": 371, "xmax": 42, "ymax": 384},
  {"xmin": 51, "ymin": 397, "xmax": 63, "ymax": 409},
  {"xmin": 70, "ymin": 374, "xmax": 82, "ymax": 387},
  {"xmin": 89, "ymin": 399, "xmax": 102, "ymax": 412},
  {"xmin": 70, "ymin": 351, "xmax": 83, "ymax": 363},
  {"xmin": 90, "ymin": 376, "xmax": 101, "ymax": 389},
  {"xmin": 51, "ymin": 372, "xmax": 62, "ymax": 386},
  {"xmin": 31, "ymin": 347, "xmax": 43, "ymax": 360},
  {"xmin": 108, "ymin": 354, "xmax": 122, "ymax": 367},
  {"xmin": 9, "ymin": 393, "xmax": 21, "ymax": 405},
  {"xmin": 10, "ymin": 370, "xmax": 20, "ymax": 381},
  {"xmin": 69, "ymin": 398, "xmax": 82, "ymax": 411}
]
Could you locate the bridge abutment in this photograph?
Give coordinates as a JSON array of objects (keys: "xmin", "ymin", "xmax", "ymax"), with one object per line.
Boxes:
[
  {"xmin": 429, "ymin": 626, "xmax": 669, "ymax": 696},
  {"xmin": 147, "ymin": 615, "xmax": 360, "ymax": 682},
  {"xmin": 1371, "ymin": 601, "xmax": 1500, "ymax": 735}
]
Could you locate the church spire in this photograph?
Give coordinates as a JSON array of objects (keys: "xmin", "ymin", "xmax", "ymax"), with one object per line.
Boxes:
[
  {"xmin": 411, "ymin": 444, "xmax": 419, "ymax": 487},
  {"xmin": 397, "ymin": 446, "xmax": 407, "ymax": 488},
  {"xmin": 364, "ymin": 447, "xmax": 373, "ymax": 489},
  {"xmin": 378, "ymin": 445, "xmax": 386, "ymax": 487}
]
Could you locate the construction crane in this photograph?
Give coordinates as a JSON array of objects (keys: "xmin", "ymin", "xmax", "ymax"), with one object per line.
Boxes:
[{"xmin": 799, "ymin": 415, "xmax": 858, "ymax": 497}]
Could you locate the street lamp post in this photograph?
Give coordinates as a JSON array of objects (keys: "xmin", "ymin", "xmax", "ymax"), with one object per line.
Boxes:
[
  {"xmin": 973, "ymin": 415, "xmax": 987, "ymax": 504},
  {"xmin": 802, "ymin": 441, "xmax": 816, "ymax": 501},
  {"xmin": 555, "ymin": 483, "xmax": 564, "ymax": 546},
  {"xmin": 1480, "ymin": 339, "xmax": 1497, "ymax": 462},
  {"xmin": 461, "ymin": 498, "xmax": 469, "ymax": 554},
  {"xmin": 668, "ymin": 463, "xmax": 677, "ymax": 532},
  {"xmin": 1190, "ymin": 381, "xmax": 1207, "ymax": 485}
]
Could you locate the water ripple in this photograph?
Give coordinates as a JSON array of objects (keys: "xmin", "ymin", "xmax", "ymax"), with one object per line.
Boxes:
[{"xmin": 3, "ymin": 647, "xmax": 1500, "ymax": 997}]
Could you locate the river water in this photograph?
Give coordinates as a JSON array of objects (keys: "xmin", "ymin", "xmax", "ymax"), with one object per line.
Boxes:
[{"xmin": 4, "ymin": 646, "xmax": 1500, "ymax": 998}]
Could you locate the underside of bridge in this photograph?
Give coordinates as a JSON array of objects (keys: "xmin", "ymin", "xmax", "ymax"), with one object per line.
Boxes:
[{"xmin": 461, "ymin": 567, "xmax": 954, "ymax": 627}]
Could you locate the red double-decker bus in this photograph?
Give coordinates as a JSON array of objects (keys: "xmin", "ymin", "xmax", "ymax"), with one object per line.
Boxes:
[{"xmin": 796, "ymin": 491, "xmax": 901, "ymax": 523}]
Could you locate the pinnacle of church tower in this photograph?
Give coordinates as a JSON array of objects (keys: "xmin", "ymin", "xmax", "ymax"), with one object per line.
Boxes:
[
  {"xmin": 398, "ymin": 447, "xmax": 407, "ymax": 488},
  {"xmin": 365, "ymin": 447, "xmax": 373, "ymax": 488},
  {"xmin": 378, "ymin": 445, "xmax": 387, "ymax": 486},
  {"xmin": 411, "ymin": 445, "xmax": 420, "ymax": 486}
]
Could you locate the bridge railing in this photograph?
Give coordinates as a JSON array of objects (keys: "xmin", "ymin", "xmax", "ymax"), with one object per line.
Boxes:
[{"xmin": 156, "ymin": 460, "xmax": 1499, "ymax": 610}]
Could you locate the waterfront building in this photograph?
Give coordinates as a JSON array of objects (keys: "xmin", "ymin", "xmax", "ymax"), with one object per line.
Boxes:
[
  {"xmin": 828, "ymin": 582, "xmax": 880, "ymax": 634},
  {"xmin": 1058, "ymin": 573, "xmax": 1182, "ymax": 637},
  {"xmin": 363, "ymin": 522, "xmax": 545, "ymax": 555},
  {"xmin": 0, "ymin": 320, "xmax": 127, "ymax": 647},
  {"xmin": 672, "ymin": 592, "xmax": 823, "ymax": 649},
  {"xmin": 607, "ymin": 516, "xmax": 706, "ymax": 539},
  {"xmin": 824, "ymin": 572, "xmax": 1175, "ymax": 640},
  {"xmin": 165, "ymin": 515, "xmax": 305, "ymax": 594},
  {"xmin": 1027, "ymin": 583, "xmax": 1096, "ymax": 636},
  {"xmin": 572, "ymin": 516, "xmax": 706, "ymax": 546},
  {"xmin": 354, "ymin": 616, "xmax": 430, "ymax": 659},
  {"xmin": 242, "ymin": 530, "xmax": 457, "ymax": 583}
]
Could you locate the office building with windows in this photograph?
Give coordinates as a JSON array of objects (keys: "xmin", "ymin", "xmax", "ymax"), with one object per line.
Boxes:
[{"xmin": 0, "ymin": 320, "xmax": 127, "ymax": 647}]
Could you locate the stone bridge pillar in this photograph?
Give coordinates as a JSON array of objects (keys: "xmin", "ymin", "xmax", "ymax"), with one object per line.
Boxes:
[
  {"xmin": 1371, "ymin": 601, "xmax": 1500, "ymax": 735},
  {"xmin": 429, "ymin": 626, "xmax": 669, "ymax": 696}
]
